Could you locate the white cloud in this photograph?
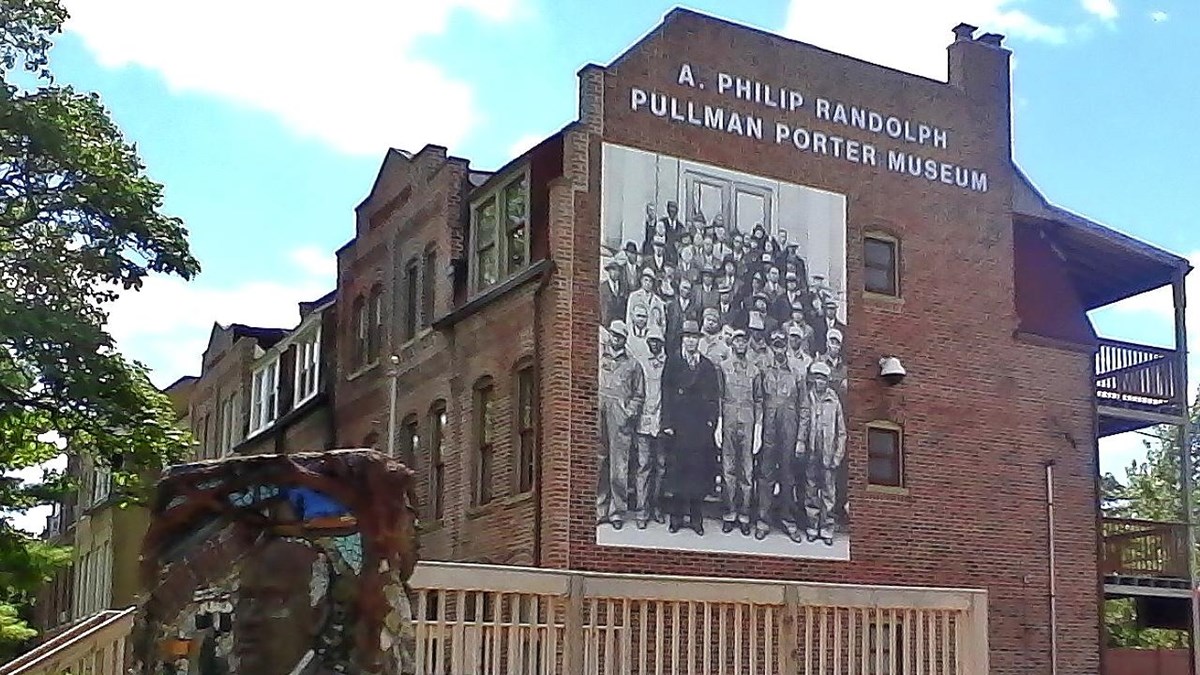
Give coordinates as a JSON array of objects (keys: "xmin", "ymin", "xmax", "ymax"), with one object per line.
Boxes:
[
  {"xmin": 1081, "ymin": 0, "xmax": 1119, "ymax": 22},
  {"xmin": 783, "ymin": 1, "xmax": 1079, "ymax": 81},
  {"xmin": 507, "ymin": 132, "xmax": 547, "ymax": 159},
  {"xmin": 105, "ymin": 246, "xmax": 336, "ymax": 386},
  {"xmin": 1151, "ymin": 10, "xmax": 1169, "ymax": 23},
  {"xmin": 63, "ymin": 0, "xmax": 526, "ymax": 156}
]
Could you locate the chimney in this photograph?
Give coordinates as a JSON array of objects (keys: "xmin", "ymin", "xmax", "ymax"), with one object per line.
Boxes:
[{"xmin": 946, "ymin": 22, "xmax": 1013, "ymax": 147}]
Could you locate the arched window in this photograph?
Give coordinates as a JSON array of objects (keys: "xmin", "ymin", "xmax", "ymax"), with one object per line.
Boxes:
[
  {"xmin": 352, "ymin": 294, "xmax": 368, "ymax": 370},
  {"xmin": 402, "ymin": 258, "xmax": 419, "ymax": 342},
  {"xmin": 421, "ymin": 244, "xmax": 437, "ymax": 327},
  {"xmin": 367, "ymin": 285, "xmax": 384, "ymax": 362},
  {"xmin": 429, "ymin": 400, "xmax": 447, "ymax": 520},
  {"xmin": 400, "ymin": 413, "xmax": 419, "ymax": 468},
  {"xmin": 473, "ymin": 377, "xmax": 495, "ymax": 505},
  {"xmin": 513, "ymin": 359, "xmax": 537, "ymax": 493}
]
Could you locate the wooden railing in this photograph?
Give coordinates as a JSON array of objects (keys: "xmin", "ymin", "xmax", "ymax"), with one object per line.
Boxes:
[
  {"xmin": 0, "ymin": 608, "xmax": 133, "ymax": 675},
  {"xmin": 1095, "ymin": 338, "xmax": 1183, "ymax": 412},
  {"xmin": 0, "ymin": 564, "xmax": 991, "ymax": 675},
  {"xmin": 410, "ymin": 562, "xmax": 989, "ymax": 675},
  {"xmin": 1101, "ymin": 518, "xmax": 1190, "ymax": 580}
]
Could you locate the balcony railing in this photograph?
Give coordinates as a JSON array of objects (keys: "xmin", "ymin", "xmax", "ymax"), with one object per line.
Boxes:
[
  {"xmin": 1096, "ymin": 338, "xmax": 1185, "ymax": 434},
  {"xmin": 1101, "ymin": 518, "xmax": 1190, "ymax": 582}
]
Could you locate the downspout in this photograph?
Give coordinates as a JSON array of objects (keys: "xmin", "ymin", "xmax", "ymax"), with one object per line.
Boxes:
[
  {"xmin": 531, "ymin": 264, "xmax": 553, "ymax": 566},
  {"xmin": 1045, "ymin": 459, "xmax": 1058, "ymax": 675}
]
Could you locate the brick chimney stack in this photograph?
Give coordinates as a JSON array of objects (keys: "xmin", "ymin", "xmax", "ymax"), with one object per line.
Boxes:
[{"xmin": 947, "ymin": 22, "xmax": 1013, "ymax": 154}]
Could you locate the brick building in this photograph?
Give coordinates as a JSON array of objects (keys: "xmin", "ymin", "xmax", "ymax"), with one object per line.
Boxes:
[
  {"xmin": 329, "ymin": 10, "xmax": 1191, "ymax": 674},
  {"xmin": 30, "ymin": 8, "xmax": 1195, "ymax": 674}
]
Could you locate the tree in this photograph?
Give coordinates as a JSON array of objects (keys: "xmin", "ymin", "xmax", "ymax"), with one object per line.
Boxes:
[
  {"xmin": 1100, "ymin": 394, "xmax": 1200, "ymax": 649},
  {"xmin": 0, "ymin": 0, "xmax": 198, "ymax": 656}
]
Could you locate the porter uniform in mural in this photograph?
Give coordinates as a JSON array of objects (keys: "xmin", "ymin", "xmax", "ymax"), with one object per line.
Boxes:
[{"xmin": 596, "ymin": 143, "xmax": 850, "ymax": 561}]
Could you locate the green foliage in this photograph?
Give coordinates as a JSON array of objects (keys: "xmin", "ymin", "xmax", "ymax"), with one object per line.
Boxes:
[
  {"xmin": 1100, "ymin": 395, "xmax": 1200, "ymax": 648},
  {"xmin": 0, "ymin": 0, "xmax": 198, "ymax": 654}
]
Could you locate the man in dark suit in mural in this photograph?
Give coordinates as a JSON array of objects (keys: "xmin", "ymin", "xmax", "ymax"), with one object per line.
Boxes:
[
  {"xmin": 601, "ymin": 255, "xmax": 627, "ymax": 326},
  {"xmin": 661, "ymin": 320, "xmax": 721, "ymax": 536}
]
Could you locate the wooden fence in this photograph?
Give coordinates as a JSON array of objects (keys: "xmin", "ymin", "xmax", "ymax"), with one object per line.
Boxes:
[{"xmin": 410, "ymin": 562, "xmax": 989, "ymax": 675}]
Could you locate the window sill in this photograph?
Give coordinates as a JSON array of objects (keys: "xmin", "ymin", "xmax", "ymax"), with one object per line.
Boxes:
[
  {"xmin": 346, "ymin": 360, "xmax": 381, "ymax": 382},
  {"xmin": 465, "ymin": 490, "xmax": 534, "ymax": 520},
  {"xmin": 435, "ymin": 259, "xmax": 554, "ymax": 330},
  {"xmin": 862, "ymin": 290, "xmax": 903, "ymax": 307},
  {"xmin": 866, "ymin": 484, "xmax": 910, "ymax": 497}
]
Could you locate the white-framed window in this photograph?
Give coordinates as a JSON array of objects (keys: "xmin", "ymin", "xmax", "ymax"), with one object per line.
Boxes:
[
  {"xmin": 249, "ymin": 359, "xmax": 280, "ymax": 435},
  {"xmin": 91, "ymin": 464, "xmax": 110, "ymax": 506},
  {"xmin": 293, "ymin": 328, "xmax": 321, "ymax": 406},
  {"xmin": 470, "ymin": 171, "xmax": 530, "ymax": 293},
  {"xmin": 220, "ymin": 392, "xmax": 241, "ymax": 455}
]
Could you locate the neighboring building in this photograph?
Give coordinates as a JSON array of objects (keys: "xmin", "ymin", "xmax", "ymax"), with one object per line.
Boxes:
[
  {"xmin": 31, "ymin": 10, "xmax": 1195, "ymax": 674},
  {"xmin": 188, "ymin": 292, "xmax": 337, "ymax": 460}
]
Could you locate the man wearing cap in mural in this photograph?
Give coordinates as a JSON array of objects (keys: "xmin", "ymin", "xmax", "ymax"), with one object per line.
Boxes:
[
  {"xmin": 597, "ymin": 320, "xmax": 645, "ymax": 531},
  {"xmin": 666, "ymin": 278, "xmax": 699, "ymax": 350},
  {"xmin": 800, "ymin": 360, "xmax": 846, "ymax": 546},
  {"xmin": 633, "ymin": 325, "xmax": 668, "ymax": 528},
  {"xmin": 717, "ymin": 328, "xmax": 763, "ymax": 535},
  {"xmin": 787, "ymin": 324, "xmax": 814, "ymax": 381},
  {"xmin": 814, "ymin": 296, "xmax": 846, "ymax": 356},
  {"xmin": 755, "ymin": 330, "xmax": 804, "ymax": 542},
  {"xmin": 746, "ymin": 313, "xmax": 771, "ymax": 370},
  {"xmin": 661, "ymin": 319, "xmax": 721, "ymax": 536},
  {"xmin": 696, "ymin": 266, "xmax": 720, "ymax": 312},
  {"xmin": 659, "ymin": 200, "xmax": 686, "ymax": 247},
  {"xmin": 772, "ymin": 271, "xmax": 804, "ymax": 323},
  {"xmin": 626, "ymin": 303, "xmax": 652, "ymax": 362},
  {"xmin": 646, "ymin": 235, "xmax": 672, "ymax": 276},
  {"xmin": 698, "ymin": 307, "xmax": 730, "ymax": 365},
  {"xmin": 716, "ymin": 282, "xmax": 741, "ymax": 329},
  {"xmin": 781, "ymin": 300, "xmax": 815, "ymax": 356},
  {"xmin": 601, "ymin": 254, "xmax": 627, "ymax": 327},
  {"xmin": 747, "ymin": 292, "xmax": 778, "ymax": 338},
  {"xmin": 626, "ymin": 267, "xmax": 665, "ymax": 331},
  {"xmin": 622, "ymin": 241, "xmax": 642, "ymax": 290},
  {"xmin": 823, "ymin": 328, "xmax": 847, "ymax": 399}
]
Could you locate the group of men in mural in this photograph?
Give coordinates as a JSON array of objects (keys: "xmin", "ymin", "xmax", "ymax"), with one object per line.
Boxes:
[{"xmin": 597, "ymin": 199, "xmax": 849, "ymax": 546}]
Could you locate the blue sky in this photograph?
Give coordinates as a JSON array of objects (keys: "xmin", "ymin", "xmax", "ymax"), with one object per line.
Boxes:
[{"xmin": 42, "ymin": 0, "xmax": 1200, "ymax": 485}]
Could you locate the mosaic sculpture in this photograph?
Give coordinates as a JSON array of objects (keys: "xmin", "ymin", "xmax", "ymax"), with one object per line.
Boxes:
[{"xmin": 130, "ymin": 449, "xmax": 419, "ymax": 675}]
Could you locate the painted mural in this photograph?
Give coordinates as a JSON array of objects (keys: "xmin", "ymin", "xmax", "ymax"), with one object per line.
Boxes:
[
  {"xmin": 596, "ymin": 142, "xmax": 850, "ymax": 560},
  {"xmin": 130, "ymin": 449, "xmax": 420, "ymax": 675}
]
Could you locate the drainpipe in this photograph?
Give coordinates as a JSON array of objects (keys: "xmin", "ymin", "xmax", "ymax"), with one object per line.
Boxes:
[
  {"xmin": 386, "ymin": 354, "xmax": 400, "ymax": 458},
  {"xmin": 531, "ymin": 265, "xmax": 551, "ymax": 567},
  {"xmin": 1045, "ymin": 459, "xmax": 1058, "ymax": 675}
]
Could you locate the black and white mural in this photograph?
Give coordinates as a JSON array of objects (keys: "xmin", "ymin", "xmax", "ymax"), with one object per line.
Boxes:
[{"xmin": 596, "ymin": 143, "xmax": 849, "ymax": 560}]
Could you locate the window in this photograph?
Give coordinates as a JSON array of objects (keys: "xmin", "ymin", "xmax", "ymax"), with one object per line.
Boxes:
[
  {"xmin": 219, "ymin": 392, "xmax": 241, "ymax": 455},
  {"xmin": 867, "ymin": 423, "xmax": 904, "ymax": 488},
  {"xmin": 402, "ymin": 259, "xmax": 419, "ymax": 342},
  {"xmin": 400, "ymin": 414, "xmax": 419, "ymax": 467},
  {"xmin": 249, "ymin": 359, "xmax": 280, "ymax": 434},
  {"xmin": 421, "ymin": 246, "xmax": 437, "ymax": 327},
  {"xmin": 474, "ymin": 380, "xmax": 495, "ymax": 505},
  {"xmin": 194, "ymin": 413, "xmax": 209, "ymax": 460},
  {"xmin": 353, "ymin": 295, "xmax": 368, "ymax": 370},
  {"xmin": 515, "ymin": 363, "xmax": 536, "ymax": 493},
  {"xmin": 470, "ymin": 172, "xmax": 530, "ymax": 293},
  {"xmin": 864, "ymin": 234, "xmax": 899, "ymax": 296},
  {"xmin": 293, "ymin": 329, "xmax": 321, "ymax": 405},
  {"xmin": 367, "ymin": 286, "xmax": 384, "ymax": 363},
  {"xmin": 430, "ymin": 402, "xmax": 446, "ymax": 520}
]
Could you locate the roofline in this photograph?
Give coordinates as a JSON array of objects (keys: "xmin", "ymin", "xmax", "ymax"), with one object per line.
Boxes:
[
  {"xmin": 468, "ymin": 125, "xmax": 572, "ymax": 199},
  {"xmin": 159, "ymin": 374, "xmax": 198, "ymax": 393},
  {"xmin": 1014, "ymin": 164, "xmax": 1191, "ymax": 273},
  {"xmin": 599, "ymin": 6, "xmax": 956, "ymax": 87}
]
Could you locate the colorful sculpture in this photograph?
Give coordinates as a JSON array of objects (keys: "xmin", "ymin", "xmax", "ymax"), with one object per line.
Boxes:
[{"xmin": 130, "ymin": 449, "xmax": 419, "ymax": 675}]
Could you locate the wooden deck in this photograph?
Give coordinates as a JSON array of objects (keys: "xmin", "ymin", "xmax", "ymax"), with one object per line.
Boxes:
[
  {"xmin": 1096, "ymin": 338, "xmax": 1186, "ymax": 437},
  {"xmin": 1102, "ymin": 518, "xmax": 1190, "ymax": 590}
]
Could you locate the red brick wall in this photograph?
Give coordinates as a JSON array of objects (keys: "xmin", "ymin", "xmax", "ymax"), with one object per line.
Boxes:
[{"xmin": 540, "ymin": 10, "xmax": 1100, "ymax": 675}]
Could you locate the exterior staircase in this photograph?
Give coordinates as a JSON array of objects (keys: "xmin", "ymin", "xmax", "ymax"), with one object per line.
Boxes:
[{"xmin": 0, "ymin": 608, "xmax": 134, "ymax": 675}]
